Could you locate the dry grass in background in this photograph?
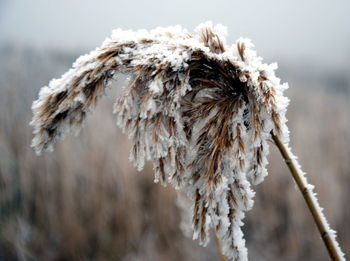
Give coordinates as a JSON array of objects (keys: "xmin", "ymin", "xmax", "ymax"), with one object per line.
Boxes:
[{"xmin": 0, "ymin": 47, "xmax": 349, "ymax": 260}]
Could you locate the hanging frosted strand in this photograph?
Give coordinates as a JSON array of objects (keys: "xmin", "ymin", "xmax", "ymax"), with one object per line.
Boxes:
[{"xmin": 30, "ymin": 22, "xmax": 345, "ymax": 261}]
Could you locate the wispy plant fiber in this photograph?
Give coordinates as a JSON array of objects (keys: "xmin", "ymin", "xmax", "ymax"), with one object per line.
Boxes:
[{"xmin": 31, "ymin": 22, "xmax": 343, "ymax": 260}]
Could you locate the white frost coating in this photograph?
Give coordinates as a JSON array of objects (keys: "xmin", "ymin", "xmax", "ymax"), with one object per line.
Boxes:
[
  {"xmin": 284, "ymin": 146, "xmax": 346, "ymax": 260},
  {"xmin": 30, "ymin": 22, "xmax": 344, "ymax": 261},
  {"xmin": 148, "ymin": 77, "xmax": 164, "ymax": 94}
]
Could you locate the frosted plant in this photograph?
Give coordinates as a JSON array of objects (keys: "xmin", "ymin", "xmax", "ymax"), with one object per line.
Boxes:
[{"xmin": 31, "ymin": 22, "xmax": 344, "ymax": 261}]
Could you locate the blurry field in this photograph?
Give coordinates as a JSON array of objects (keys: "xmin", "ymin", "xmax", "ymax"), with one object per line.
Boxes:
[{"xmin": 0, "ymin": 46, "xmax": 349, "ymax": 261}]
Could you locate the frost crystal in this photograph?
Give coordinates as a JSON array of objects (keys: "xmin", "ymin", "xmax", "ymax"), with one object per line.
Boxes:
[{"xmin": 31, "ymin": 22, "xmax": 291, "ymax": 260}]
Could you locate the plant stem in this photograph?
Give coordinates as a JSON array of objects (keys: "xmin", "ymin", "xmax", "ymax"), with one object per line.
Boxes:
[{"xmin": 271, "ymin": 132, "xmax": 344, "ymax": 261}]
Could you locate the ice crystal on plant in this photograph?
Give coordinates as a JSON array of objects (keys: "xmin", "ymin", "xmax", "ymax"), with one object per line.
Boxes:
[{"xmin": 31, "ymin": 22, "xmax": 291, "ymax": 261}]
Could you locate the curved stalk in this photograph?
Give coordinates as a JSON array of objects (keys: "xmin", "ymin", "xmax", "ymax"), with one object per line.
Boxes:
[{"xmin": 271, "ymin": 132, "xmax": 345, "ymax": 261}]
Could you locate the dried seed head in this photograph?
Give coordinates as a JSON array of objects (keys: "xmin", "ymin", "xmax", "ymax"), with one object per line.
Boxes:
[{"xmin": 31, "ymin": 21, "xmax": 289, "ymax": 261}]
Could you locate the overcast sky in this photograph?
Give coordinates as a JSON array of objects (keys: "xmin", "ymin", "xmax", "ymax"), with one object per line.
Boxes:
[{"xmin": 1, "ymin": 0, "xmax": 349, "ymax": 69}]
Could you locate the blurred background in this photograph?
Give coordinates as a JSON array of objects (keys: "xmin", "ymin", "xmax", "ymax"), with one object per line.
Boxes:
[{"xmin": 0, "ymin": 0, "xmax": 349, "ymax": 260}]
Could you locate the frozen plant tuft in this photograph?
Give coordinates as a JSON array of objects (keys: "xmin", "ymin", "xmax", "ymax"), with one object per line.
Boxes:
[{"xmin": 30, "ymin": 22, "xmax": 344, "ymax": 261}]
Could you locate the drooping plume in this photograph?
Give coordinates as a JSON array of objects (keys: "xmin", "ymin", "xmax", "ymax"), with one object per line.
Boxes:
[{"xmin": 31, "ymin": 22, "xmax": 290, "ymax": 261}]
